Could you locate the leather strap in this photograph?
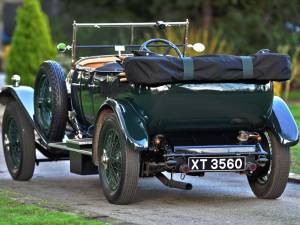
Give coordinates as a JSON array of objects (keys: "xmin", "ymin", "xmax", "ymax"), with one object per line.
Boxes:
[
  {"xmin": 182, "ymin": 57, "xmax": 194, "ymax": 80},
  {"xmin": 241, "ymin": 56, "xmax": 253, "ymax": 79}
]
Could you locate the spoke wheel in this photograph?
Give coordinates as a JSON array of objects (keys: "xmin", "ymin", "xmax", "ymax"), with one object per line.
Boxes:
[
  {"xmin": 2, "ymin": 101, "xmax": 35, "ymax": 181},
  {"xmin": 96, "ymin": 112, "xmax": 140, "ymax": 205},
  {"xmin": 101, "ymin": 128, "xmax": 123, "ymax": 191},
  {"xmin": 35, "ymin": 74, "xmax": 53, "ymax": 131},
  {"xmin": 247, "ymin": 131, "xmax": 290, "ymax": 199},
  {"xmin": 4, "ymin": 117, "xmax": 21, "ymax": 173},
  {"xmin": 34, "ymin": 61, "xmax": 68, "ymax": 158}
]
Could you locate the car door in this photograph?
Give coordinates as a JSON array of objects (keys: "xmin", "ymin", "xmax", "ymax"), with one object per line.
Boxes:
[
  {"xmin": 80, "ymin": 70, "xmax": 95, "ymax": 124},
  {"xmin": 92, "ymin": 72, "xmax": 110, "ymax": 115}
]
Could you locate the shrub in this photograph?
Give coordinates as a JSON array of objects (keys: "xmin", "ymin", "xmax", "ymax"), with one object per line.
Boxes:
[{"xmin": 5, "ymin": 0, "xmax": 56, "ymax": 86}]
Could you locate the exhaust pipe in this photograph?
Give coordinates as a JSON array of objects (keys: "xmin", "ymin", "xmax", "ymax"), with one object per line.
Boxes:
[{"xmin": 156, "ymin": 172, "xmax": 192, "ymax": 190}]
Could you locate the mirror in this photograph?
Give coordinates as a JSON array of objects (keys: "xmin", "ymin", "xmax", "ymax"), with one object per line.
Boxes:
[
  {"xmin": 187, "ymin": 43, "xmax": 205, "ymax": 53},
  {"xmin": 57, "ymin": 43, "xmax": 71, "ymax": 53}
]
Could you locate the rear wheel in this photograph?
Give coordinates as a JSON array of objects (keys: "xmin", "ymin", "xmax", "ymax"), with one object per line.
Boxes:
[
  {"xmin": 2, "ymin": 101, "xmax": 35, "ymax": 181},
  {"xmin": 247, "ymin": 131, "xmax": 290, "ymax": 199},
  {"xmin": 96, "ymin": 112, "xmax": 140, "ymax": 205}
]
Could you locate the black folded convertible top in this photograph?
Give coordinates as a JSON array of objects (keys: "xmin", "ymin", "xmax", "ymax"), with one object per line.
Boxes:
[{"xmin": 123, "ymin": 53, "xmax": 291, "ymax": 85}]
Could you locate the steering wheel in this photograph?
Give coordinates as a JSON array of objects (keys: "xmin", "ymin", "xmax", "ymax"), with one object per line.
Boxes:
[{"xmin": 139, "ymin": 38, "xmax": 183, "ymax": 58}]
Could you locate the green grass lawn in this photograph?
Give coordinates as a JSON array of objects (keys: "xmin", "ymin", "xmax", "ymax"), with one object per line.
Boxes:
[
  {"xmin": 289, "ymin": 103, "xmax": 300, "ymax": 173},
  {"xmin": 288, "ymin": 91, "xmax": 300, "ymax": 101},
  {"xmin": 0, "ymin": 191, "xmax": 106, "ymax": 225}
]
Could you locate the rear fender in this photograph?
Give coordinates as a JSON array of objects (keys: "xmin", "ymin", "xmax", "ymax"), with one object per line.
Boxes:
[
  {"xmin": 267, "ymin": 96, "xmax": 299, "ymax": 146},
  {"xmin": 93, "ymin": 99, "xmax": 149, "ymax": 164}
]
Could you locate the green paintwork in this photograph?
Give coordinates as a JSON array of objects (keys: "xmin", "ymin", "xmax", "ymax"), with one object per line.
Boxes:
[
  {"xmin": 113, "ymin": 83, "xmax": 273, "ymax": 134},
  {"xmin": 81, "ymin": 71, "xmax": 95, "ymax": 123},
  {"xmin": 267, "ymin": 96, "xmax": 299, "ymax": 146},
  {"xmin": 97, "ymin": 98, "xmax": 149, "ymax": 150},
  {"xmin": 88, "ymin": 81, "xmax": 273, "ymax": 133},
  {"xmin": 76, "ymin": 70, "xmax": 278, "ymax": 149}
]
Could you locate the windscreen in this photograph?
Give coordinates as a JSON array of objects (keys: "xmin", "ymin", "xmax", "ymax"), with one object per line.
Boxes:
[{"xmin": 75, "ymin": 24, "xmax": 187, "ymax": 59}]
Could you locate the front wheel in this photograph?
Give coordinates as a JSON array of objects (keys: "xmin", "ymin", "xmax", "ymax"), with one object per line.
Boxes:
[
  {"xmin": 96, "ymin": 112, "xmax": 140, "ymax": 205},
  {"xmin": 247, "ymin": 131, "xmax": 290, "ymax": 199},
  {"xmin": 2, "ymin": 101, "xmax": 36, "ymax": 181}
]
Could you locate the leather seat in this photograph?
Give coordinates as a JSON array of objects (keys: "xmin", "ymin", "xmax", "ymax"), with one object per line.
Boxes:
[{"xmin": 77, "ymin": 56, "xmax": 119, "ymax": 69}]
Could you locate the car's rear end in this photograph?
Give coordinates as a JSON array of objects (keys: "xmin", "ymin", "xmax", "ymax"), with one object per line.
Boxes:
[
  {"xmin": 133, "ymin": 82, "xmax": 273, "ymax": 133},
  {"xmin": 125, "ymin": 82, "xmax": 272, "ymax": 176},
  {"xmin": 119, "ymin": 52, "xmax": 297, "ymax": 199}
]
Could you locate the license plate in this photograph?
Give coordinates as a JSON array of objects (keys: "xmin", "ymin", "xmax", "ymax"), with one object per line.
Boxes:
[{"xmin": 188, "ymin": 156, "xmax": 246, "ymax": 172}]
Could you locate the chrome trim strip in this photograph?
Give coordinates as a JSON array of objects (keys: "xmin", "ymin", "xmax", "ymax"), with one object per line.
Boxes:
[
  {"xmin": 66, "ymin": 138, "xmax": 92, "ymax": 145},
  {"xmin": 71, "ymin": 83, "xmax": 84, "ymax": 86},
  {"xmin": 48, "ymin": 143, "xmax": 92, "ymax": 156},
  {"xmin": 174, "ymin": 145, "xmax": 257, "ymax": 154},
  {"xmin": 75, "ymin": 22, "xmax": 188, "ymax": 28}
]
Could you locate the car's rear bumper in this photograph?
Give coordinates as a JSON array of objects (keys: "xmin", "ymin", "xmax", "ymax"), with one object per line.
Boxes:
[
  {"xmin": 165, "ymin": 144, "xmax": 268, "ymax": 174},
  {"xmin": 143, "ymin": 144, "xmax": 269, "ymax": 176},
  {"xmin": 171, "ymin": 144, "xmax": 261, "ymax": 156}
]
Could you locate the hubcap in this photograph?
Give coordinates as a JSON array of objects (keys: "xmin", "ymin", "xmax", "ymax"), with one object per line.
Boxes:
[
  {"xmin": 101, "ymin": 129, "xmax": 122, "ymax": 191},
  {"xmin": 4, "ymin": 117, "xmax": 21, "ymax": 173}
]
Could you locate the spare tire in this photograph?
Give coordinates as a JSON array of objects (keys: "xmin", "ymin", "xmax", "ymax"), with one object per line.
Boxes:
[{"xmin": 34, "ymin": 61, "xmax": 68, "ymax": 145}]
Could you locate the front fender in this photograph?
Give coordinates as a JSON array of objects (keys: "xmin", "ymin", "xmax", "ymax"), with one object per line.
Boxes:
[
  {"xmin": 96, "ymin": 98, "xmax": 149, "ymax": 151},
  {"xmin": 0, "ymin": 85, "xmax": 34, "ymax": 125},
  {"xmin": 267, "ymin": 96, "xmax": 299, "ymax": 146}
]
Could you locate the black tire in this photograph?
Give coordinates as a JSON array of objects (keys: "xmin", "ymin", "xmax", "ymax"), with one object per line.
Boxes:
[
  {"xmin": 34, "ymin": 60, "xmax": 68, "ymax": 143},
  {"xmin": 96, "ymin": 112, "xmax": 140, "ymax": 205},
  {"xmin": 2, "ymin": 101, "xmax": 36, "ymax": 181},
  {"xmin": 247, "ymin": 131, "xmax": 290, "ymax": 199}
]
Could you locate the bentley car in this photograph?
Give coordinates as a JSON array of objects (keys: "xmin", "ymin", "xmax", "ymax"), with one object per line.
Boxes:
[{"xmin": 0, "ymin": 20, "xmax": 298, "ymax": 205}]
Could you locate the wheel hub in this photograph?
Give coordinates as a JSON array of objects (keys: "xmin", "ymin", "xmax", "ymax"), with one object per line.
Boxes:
[{"xmin": 4, "ymin": 117, "xmax": 21, "ymax": 171}]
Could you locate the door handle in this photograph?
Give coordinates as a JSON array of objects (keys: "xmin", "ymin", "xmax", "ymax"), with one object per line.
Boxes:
[
  {"xmin": 88, "ymin": 84, "xmax": 99, "ymax": 88},
  {"xmin": 71, "ymin": 83, "xmax": 84, "ymax": 86}
]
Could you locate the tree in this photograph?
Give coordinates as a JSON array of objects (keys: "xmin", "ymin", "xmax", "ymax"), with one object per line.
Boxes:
[{"xmin": 6, "ymin": 0, "xmax": 56, "ymax": 86}]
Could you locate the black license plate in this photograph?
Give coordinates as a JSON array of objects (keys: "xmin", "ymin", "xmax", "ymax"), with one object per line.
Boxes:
[{"xmin": 188, "ymin": 156, "xmax": 246, "ymax": 172}]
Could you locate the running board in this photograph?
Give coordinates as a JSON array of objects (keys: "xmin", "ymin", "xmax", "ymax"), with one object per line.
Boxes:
[
  {"xmin": 48, "ymin": 138, "xmax": 97, "ymax": 175},
  {"xmin": 48, "ymin": 138, "xmax": 92, "ymax": 156}
]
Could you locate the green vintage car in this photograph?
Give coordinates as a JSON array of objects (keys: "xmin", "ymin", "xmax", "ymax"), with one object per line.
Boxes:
[{"xmin": 0, "ymin": 20, "xmax": 298, "ymax": 205}]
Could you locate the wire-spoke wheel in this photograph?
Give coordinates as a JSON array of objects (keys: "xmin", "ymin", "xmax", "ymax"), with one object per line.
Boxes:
[
  {"xmin": 34, "ymin": 61, "xmax": 68, "ymax": 142},
  {"xmin": 35, "ymin": 74, "xmax": 53, "ymax": 131},
  {"xmin": 97, "ymin": 112, "xmax": 140, "ymax": 205},
  {"xmin": 2, "ymin": 101, "xmax": 35, "ymax": 181},
  {"xmin": 247, "ymin": 131, "xmax": 290, "ymax": 199},
  {"xmin": 34, "ymin": 61, "xmax": 68, "ymax": 158}
]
